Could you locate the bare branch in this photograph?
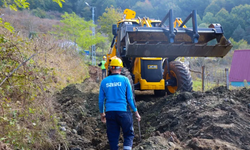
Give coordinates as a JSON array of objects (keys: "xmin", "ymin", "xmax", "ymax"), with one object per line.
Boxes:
[{"xmin": 0, "ymin": 53, "xmax": 37, "ymax": 87}]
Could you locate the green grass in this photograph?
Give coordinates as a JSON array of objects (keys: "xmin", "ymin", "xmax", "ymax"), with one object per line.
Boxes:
[
  {"xmin": 192, "ymin": 79, "xmax": 217, "ymax": 91},
  {"xmin": 193, "ymin": 79, "xmax": 202, "ymax": 91}
]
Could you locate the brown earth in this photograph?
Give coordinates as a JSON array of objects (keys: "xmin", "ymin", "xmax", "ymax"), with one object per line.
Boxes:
[
  {"xmin": 0, "ymin": 141, "xmax": 12, "ymax": 150},
  {"xmin": 55, "ymin": 66, "xmax": 250, "ymax": 150}
]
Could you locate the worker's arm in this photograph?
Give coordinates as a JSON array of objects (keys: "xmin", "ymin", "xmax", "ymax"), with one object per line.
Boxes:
[
  {"xmin": 125, "ymin": 78, "xmax": 141, "ymax": 121},
  {"xmin": 98, "ymin": 62, "xmax": 102, "ymax": 66},
  {"xmin": 99, "ymin": 81, "xmax": 106, "ymax": 123},
  {"xmin": 126, "ymin": 78, "xmax": 137, "ymax": 112}
]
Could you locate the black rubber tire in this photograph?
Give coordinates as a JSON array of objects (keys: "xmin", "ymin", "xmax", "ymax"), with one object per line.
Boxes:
[
  {"xmin": 154, "ymin": 90, "xmax": 166, "ymax": 97},
  {"xmin": 121, "ymin": 67, "xmax": 135, "ymax": 97},
  {"xmin": 163, "ymin": 61, "xmax": 193, "ymax": 95}
]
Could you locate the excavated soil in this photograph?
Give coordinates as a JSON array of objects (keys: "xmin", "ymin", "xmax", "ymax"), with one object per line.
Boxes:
[{"xmin": 55, "ymin": 66, "xmax": 250, "ymax": 150}]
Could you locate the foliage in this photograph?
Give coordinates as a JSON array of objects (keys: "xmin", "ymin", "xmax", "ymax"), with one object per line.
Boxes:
[
  {"xmin": 243, "ymin": 79, "xmax": 249, "ymax": 88},
  {"xmin": 98, "ymin": 6, "xmax": 122, "ymax": 42},
  {"xmin": 230, "ymin": 4, "xmax": 250, "ymax": 29},
  {"xmin": 204, "ymin": 0, "xmax": 250, "ymax": 15},
  {"xmin": 52, "ymin": 0, "xmax": 65, "ymax": 7},
  {"xmin": 231, "ymin": 25, "xmax": 245, "ymax": 41},
  {"xmin": 2, "ymin": 0, "xmax": 30, "ymax": 11},
  {"xmin": 0, "ymin": 0, "xmax": 65, "ymax": 32},
  {"xmin": 192, "ymin": 77, "xmax": 218, "ymax": 91},
  {"xmin": 52, "ymin": 12, "xmax": 106, "ymax": 50},
  {"xmin": 0, "ymin": 18, "xmax": 14, "ymax": 32},
  {"xmin": 4, "ymin": 0, "xmax": 250, "ymax": 42},
  {"xmin": 0, "ymin": 25, "xmax": 88, "ymax": 149},
  {"xmin": 0, "ymin": 27, "xmax": 61, "ymax": 149},
  {"xmin": 2, "ymin": 0, "xmax": 65, "ymax": 11},
  {"xmin": 229, "ymin": 4, "xmax": 250, "ymax": 43},
  {"xmin": 176, "ymin": 0, "xmax": 211, "ymax": 19},
  {"xmin": 31, "ymin": 8, "xmax": 47, "ymax": 18},
  {"xmin": 1, "ymin": 8, "xmax": 62, "ymax": 35},
  {"xmin": 0, "ymin": 0, "xmax": 90, "ymax": 149},
  {"xmin": 229, "ymin": 38, "xmax": 250, "ymax": 50},
  {"xmin": 131, "ymin": 0, "xmax": 154, "ymax": 18},
  {"xmin": 192, "ymin": 79, "xmax": 203, "ymax": 91}
]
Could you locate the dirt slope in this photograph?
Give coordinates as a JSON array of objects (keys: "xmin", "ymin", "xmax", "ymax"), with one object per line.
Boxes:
[
  {"xmin": 55, "ymin": 66, "xmax": 250, "ymax": 150},
  {"xmin": 134, "ymin": 87, "xmax": 250, "ymax": 150}
]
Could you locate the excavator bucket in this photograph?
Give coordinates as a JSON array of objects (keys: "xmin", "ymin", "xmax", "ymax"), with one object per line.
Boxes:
[{"xmin": 120, "ymin": 10, "xmax": 232, "ymax": 58}]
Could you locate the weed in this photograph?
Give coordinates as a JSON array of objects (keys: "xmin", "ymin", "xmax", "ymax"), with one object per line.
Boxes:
[{"xmin": 0, "ymin": 24, "xmax": 87, "ymax": 149}]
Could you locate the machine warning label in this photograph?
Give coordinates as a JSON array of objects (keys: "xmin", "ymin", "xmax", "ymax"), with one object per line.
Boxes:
[{"xmin": 148, "ymin": 65, "xmax": 158, "ymax": 69}]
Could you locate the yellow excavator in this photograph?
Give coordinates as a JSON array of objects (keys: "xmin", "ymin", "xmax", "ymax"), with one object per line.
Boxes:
[{"xmin": 104, "ymin": 9, "xmax": 232, "ymax": 96}]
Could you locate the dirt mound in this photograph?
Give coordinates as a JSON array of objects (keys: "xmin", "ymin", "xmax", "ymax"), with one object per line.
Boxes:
[
  {"xmin": 54, "ymin": 66, "xmax": 250, "ymax": 150},
  {"xmin": 54, "ymin": 66, "xmax": 109, "ymax": 150},
  {"xmin": 135, "ymin": 87, "xmax": 250, "ymax": 150},
  {"xmin": 88, "ymin": 65, "xmax": 102, "ymax": 82}
]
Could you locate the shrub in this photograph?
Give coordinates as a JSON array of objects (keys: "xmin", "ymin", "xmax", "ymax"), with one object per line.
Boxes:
[
  {"xmin": 31, "ymin": 8, "xmax": 47, "ymax": 18},
  {"xmin": 0, "ymin": 24, "xmax": 88, "ymax": 149}
]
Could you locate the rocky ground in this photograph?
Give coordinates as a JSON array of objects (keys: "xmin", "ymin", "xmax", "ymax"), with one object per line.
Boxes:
[{"xmin": 55, "ymin": 66, "xmax": 250, "ymax": 150}]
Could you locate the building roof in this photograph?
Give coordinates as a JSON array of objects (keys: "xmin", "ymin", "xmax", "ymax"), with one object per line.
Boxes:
[{"xmin": 229, "ymin": 50, "xmax": 250, "ymax": 82}]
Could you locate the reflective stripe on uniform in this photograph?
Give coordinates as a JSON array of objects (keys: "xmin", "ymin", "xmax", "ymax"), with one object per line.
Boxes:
[{"xmin": 123, "ymin": 146, "xmax": 132, "ymax": 150}]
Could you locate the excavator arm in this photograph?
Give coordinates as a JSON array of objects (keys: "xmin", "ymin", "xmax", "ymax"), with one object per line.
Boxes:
[{"xmin": 114, "ymin": 9, "xmax": 232, "ymax": 58}]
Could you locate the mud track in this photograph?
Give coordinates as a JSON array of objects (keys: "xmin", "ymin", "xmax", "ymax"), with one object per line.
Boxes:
[{"xmin": 55, "ymin": 66, "xmax": 250, "ymax": 150}]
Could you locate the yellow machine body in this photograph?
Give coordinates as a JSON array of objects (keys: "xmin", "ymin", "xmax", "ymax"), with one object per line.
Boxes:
[
  {"xmin": 105, "ymin": 9, "xmax": 232, "ymax": 94},
  {"xmin": 105, "ymin": 9, "xmax": 187, "ymax": 90},
  {"xmin": 133, "ymin": 58, "xmax": 165, "ymax": 90}
]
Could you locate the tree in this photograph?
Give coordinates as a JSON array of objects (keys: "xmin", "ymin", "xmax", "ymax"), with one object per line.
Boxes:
[
  {"xmin": 52, "ymin": 12, "xmax": 106, "ymax": 50},
  {"xmin": 231, "ymin": 25, "xmax": 245, "ymax": 42},
  {"xmin": 230, "ymin": 38, "xmax": 250, "ymax": 50},
  {"xmin": 78, "ymin": 0, "xmax": 117, "ymax": 21},
  {"xmin": 2, "ymin": 0, "xmax": 65, "ymax": 10},
  {"xmin": 204, "ymin": 0, "xmax": 250, "ymax": 15},
  {"xmin": 214, "ymin": 8, "xmax": 231, "ymax": 38},
  {"xmin": 115, "ymin": 0, "xmax": 137, "ymax": 10},
  {"xmin": 2, "ymin": 0, "xmax": 29, "ymax": 11},
  {"xmin": 98, "ymin": 6, "xmax": 122, "ymax": 42},
  {"xmin": 199, "ymin": 23, "xmax": 210, "ymax": 28},
  {"xmin": 131, "ymin": 0, "xmax": 155, "ymax": 18},
  {"xmin": 230, "ymin": 4, "xmax": 250, "ymax": 29},
  {"xmin": 204, "ymin": 0, "xmax": 222, "ymax": 16},
  {"xmin": 243, "ymin": 26, "xmax": 250, "ymax": 43},
  {"xmin": 1, "ymin": 0, "xmax": 65, "ymax": 31},
  {"xmin": 91, "ymin": 0, "xmax": 116, "ymax": 20},
  {"xmin": 202, "ymin": 12, "xmax": 216, "ymax": 24},
  {"xmin": 176, "ymin": 0, "xmax": 211, "ymax": 19}
]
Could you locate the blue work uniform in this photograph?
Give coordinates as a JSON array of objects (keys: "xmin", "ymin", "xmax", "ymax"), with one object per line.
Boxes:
[{"xmin": 99, "ymin": 73, "xmax": 137, "ymax": 150}]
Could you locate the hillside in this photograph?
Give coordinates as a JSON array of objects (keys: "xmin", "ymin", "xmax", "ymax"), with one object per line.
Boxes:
[
  {"xmin": 1, "ymin": 9, "xmax": 61, "ymax": 37},
  {"xmin": 7, "ymin": 0, "xmax": 250, "ymax": 44}
]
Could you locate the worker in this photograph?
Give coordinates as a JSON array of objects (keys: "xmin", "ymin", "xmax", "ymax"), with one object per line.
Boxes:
[
  {"xmin": 98, "ymin": 56, "xmax": 107, "ymax": 79},
  {"xmin": 99, "ymin": 57, "xmax": 141, "ymax": 150}
]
